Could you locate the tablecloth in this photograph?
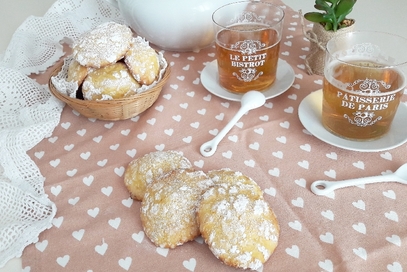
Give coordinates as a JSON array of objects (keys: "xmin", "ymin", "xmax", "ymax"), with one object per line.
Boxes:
[{"xmin": 21, "ymin": 0, "xmax": 407, "ymax": 271}]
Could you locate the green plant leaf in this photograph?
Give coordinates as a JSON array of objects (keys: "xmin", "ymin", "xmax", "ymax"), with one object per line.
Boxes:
[
  {"xmin": 322, "ymin": 14, "xmax": 334, "ymax": 24},
  {"xmin": 315, "ymin": 0, "xmax": 330, "ymax": 11},
  {"xmin": 314, "ymin": 4, "xmax": 327, "ymax": 11},
  {"xmin": 304, "ymin": 12, "xmax": 327, "ymax": 23},
  {"xmin": 335, "ymin": 0, "xmax": 356, "ymax": 18},
  {"xmin": 325, "ymin": 22, "xmax": 333, "ymax": 31},
  {"xmin": 337, "ymin": 13, "xmax": 347, "ymax": 22}
]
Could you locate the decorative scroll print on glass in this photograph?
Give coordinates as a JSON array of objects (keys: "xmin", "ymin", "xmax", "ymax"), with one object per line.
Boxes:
[{"xmin": 230, "ymin": 40, "xmax": 266, "ymax": 82}]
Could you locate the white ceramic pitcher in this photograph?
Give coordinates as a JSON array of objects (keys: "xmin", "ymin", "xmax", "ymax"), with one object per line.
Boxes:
[{"xmin": 105, "ymin": 0, "xmax": 234, "ymax": 52}]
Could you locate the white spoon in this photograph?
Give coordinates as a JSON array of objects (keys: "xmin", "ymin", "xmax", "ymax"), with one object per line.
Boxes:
[
  {"xmin": 310, "ymin": 163, "xmax": 407, "ymax": 196},
  {"xmin": 200, "ymin": 91, "xmax": 266, "ymax": 157}
]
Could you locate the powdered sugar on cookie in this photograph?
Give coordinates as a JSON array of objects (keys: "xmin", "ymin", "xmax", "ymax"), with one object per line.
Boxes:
[
  {"xmin": 125, "ymin": 37, "xmax": 160, "ymax": 85},
  {"xmin": 140, "ymin": 169, "xmax": 214, "ymax": 248},
  {"xmin": 124, "ymin": 150, "xmax": 193, "ymax": 201},
  {"xmin": 82, "ymin": 62, "xmax": 140, "ymax": 100},
  {"xmin": 73, "ymin": 21, "xmax": 133, "ymax": 68},
  {"xmin": 198, "ymin": 183, "xmax": 279, "ymax": 270}
]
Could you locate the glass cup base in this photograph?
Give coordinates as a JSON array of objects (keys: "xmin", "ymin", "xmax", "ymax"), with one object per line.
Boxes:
[{"xmin": 322, "ymin": 123, "xmax": 390, "ymax": 142}]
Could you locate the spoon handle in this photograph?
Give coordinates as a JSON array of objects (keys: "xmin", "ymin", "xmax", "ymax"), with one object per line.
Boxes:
[
  {"xmin": 200, "ymin": 106, "xmax": 248, "ymax": 157},
  {"xmin": 311, "ymin": 174, "xmax": 400, "ymax": 196}
]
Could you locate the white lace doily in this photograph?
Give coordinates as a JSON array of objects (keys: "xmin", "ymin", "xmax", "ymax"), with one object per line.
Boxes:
[{"xmin": 0, "ymin": 0, "xmax": 123, "ymax": 267}]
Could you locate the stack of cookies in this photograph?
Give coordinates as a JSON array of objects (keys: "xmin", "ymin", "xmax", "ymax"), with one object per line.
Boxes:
[
  {"xmin": 67, "ymin": 21, "xmax": 162, "ymax": 100},
  {"xmin": 123, "ymin": 150, "xmax": 280, "ymax": 270}
]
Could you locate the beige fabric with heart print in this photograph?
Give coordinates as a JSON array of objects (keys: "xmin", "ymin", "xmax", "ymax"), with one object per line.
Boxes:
[{"xmin": 1, "ymin": 0, "xmax": 406, "ymax": 271}]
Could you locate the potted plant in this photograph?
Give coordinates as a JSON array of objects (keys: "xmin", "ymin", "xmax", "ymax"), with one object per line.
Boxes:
[{"xmin": 301, "ymin": 0, "xmax": 357, "ymax": 75}]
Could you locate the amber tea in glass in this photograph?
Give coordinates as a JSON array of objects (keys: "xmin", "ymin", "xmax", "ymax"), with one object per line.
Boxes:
[
  {"xmin": 322, "ymin": 32, "xmax": 407, "ymax": 141},
  {"xmin": 212, "ymin": 1, "xmax": 284, "ymax": 94}
]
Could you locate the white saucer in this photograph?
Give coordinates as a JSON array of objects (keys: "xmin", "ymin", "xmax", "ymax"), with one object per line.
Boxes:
[
  {"xmin": 298, "ymin": 89, "xmax": 407, "ymax": 152},
  {"xmin": 200, "ymin": 59, "xmax": 295, "ymax": 101}
]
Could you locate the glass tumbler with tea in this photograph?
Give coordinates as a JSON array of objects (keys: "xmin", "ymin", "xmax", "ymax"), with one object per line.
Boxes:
[
  {"xmin": 322, "ymin": 31, "xmax": 407, "ymax": 141},
  {"xmin": 212, "ymin": 1, "xmax": 285, "ymax": 94}
]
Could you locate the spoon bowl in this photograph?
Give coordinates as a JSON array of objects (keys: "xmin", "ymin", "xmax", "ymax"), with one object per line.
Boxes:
[
  {"xmin": 394, "ymin": 163, "xmax": 407, "ymax": 179},
  {"xmin": 199, "ymin": 91, "xmax": 266, "ymax": 157},
  {"xmin": 240, "ymin": 91, "xmax": 267, "ymax": 109}
]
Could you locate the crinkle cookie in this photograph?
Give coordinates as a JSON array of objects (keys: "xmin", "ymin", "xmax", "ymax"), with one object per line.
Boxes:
[
  {"xmin": 207, "ymin": 168, "xmax": 264, "ymax": 198},
  {"xmin": 140, "ymin": 169, "xmax": 214, "ymax": 248},
  {"xmin": 72, "ymin": 21, "xmax": 133, "ymax": 68},
  {"xmin": 197, "ymin": 184, "xmax": 280, "ymax": 270},
  {"xmin": 124, "ymin": 37, "xmax": 160, "ymax": 85},
  {"xmin": 81, "ymin": 62, "xmax": 140, "ymax": 100},
  {"xmin": 66, "ymin": 59, "xmax": 92, "ymax": 86},
  {"xmin": 123, "ymin": 150, "xmax": 193, "ymax": 201}
]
